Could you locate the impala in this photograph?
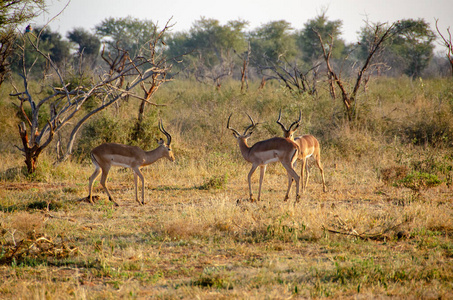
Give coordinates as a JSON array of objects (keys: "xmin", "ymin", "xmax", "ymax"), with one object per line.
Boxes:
[
  {"xmin": 227, "ymin": 113, "xmax": 300, "ymax": 202},
  {"xmin": 277, "ymin": 110, "xmax": 327, "ymax": 193},
  {"xmin": 87, "ymin": 120, "xmax": 175, "ymax": 206}
]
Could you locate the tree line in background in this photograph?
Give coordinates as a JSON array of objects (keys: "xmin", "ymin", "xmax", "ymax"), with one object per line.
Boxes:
[
  {"xmin": 2, "ymin": 7, "xmax": 453, "ymax": 88},
  {"xmin": 1, "ymin": 1, "xmax": 452, "ymax": 174}
]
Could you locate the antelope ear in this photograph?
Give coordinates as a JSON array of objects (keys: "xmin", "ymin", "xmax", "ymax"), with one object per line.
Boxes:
[{"xmin": 157, "ymin": 138, "xmax": 164, "ymax": 145}]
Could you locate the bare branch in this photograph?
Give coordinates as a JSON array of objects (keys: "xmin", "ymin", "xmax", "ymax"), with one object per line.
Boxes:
[{"xmin": 435, "ymin": 19, "xmax": 453, "ymax": 76}]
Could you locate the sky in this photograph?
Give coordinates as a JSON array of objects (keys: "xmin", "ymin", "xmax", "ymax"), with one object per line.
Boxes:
[{"xmin": 33, "ymin": 0, "xmax": 452, "ymax": 53}]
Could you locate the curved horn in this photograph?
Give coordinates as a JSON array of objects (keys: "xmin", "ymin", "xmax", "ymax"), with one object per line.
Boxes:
[
  {"xmin": 158, "ymin": 119, "xmax": 172, "ymax": 146},
  {"xmin": 276, "ymin": 109, "xmax": 288, "ymax": 131},
  {"xmin": 244, "ymin": 113, "xmax": 257, "ymax": 136},
  {"xmin": 288, "ymin": 109, "xmax": 301, "ymax": 131},
  {"xmin": 227, "ymin": 113, "xmax": 241, "ymax": 137}
]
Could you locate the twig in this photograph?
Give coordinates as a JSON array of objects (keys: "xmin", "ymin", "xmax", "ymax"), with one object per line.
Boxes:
[{"xmin": 322, "ymin": 221, "xmax": 406, "ymax": 240}]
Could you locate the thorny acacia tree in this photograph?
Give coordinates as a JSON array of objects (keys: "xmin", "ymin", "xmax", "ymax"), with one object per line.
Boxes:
[
  {"xmin": 10, "ymin": 22, "xmax": 174, "ymax": 174},
  {"xmin": 258, "ymin": 57, "xmax": 321, "ymax": 95},
  {"xmin": 315, "ymin": 22, "xmax": 398, "ymax": 122}
]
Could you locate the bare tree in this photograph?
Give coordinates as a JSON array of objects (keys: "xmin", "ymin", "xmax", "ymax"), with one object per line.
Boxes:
[
  {"xmin": 10, "ymin": 23, "xmax": 174, "ymax": 174},
  {"xmin": 435, "ymin": 19, "xmax": 453, "ymax": 76},
  {"xmin": 239, "ymin": 43, "xmax": 251, "ymax": 93},
  {"xmin": 130, "ymin": 21, "xmax": 174, "ymax": 140},
  {"xmin": 194, "ymin": 53, "xmax": 233, "ymax": 90},
  {"xmin": 258, "ymin": 57, "xmax": 320, "ymax": 95},
  {"xmin": 314, "ymin": 22, "xmax": 397, "ymax": 122}
]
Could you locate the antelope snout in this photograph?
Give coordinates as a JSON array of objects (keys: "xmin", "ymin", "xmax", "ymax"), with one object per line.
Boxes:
[{"xmin": 168, "ymin": 152, "xmax": 176, "ymax": 162}]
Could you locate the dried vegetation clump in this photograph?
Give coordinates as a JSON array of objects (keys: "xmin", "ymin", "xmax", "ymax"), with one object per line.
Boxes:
[
  {"xmin": 381, "ymin": 165, "xmax": 409, "ymax": 184},
  {"xmin": 0, "ymin": 213, "xmax": 79, "ymax": 265}
]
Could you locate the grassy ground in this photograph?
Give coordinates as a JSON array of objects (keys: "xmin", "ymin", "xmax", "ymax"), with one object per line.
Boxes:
[{"xmin": 1, "ymin": 78, "xmax": 452, "ymax": 298}]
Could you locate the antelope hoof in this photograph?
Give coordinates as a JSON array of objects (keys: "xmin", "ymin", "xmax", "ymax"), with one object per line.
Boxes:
[
  {"xmin": 295, "ymin": 194, "xmax": 301, "ymax": 203},
  {"xmin": 283, "ymin": 195, "xmax": 289, "ymax": 202},
  {"xmin": 86, "ymin": 195, "xmax": 96, "ymax": 204}
]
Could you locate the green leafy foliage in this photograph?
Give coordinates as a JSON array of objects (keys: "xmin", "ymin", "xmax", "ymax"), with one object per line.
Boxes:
[
  {"xmin": 0, "ymin": 0, "xmax": 45, "ymax": 86},
  {"xmin": 297, "ymin": 11, "xmax": 345, "ymax": 62},
  {"xmin": 395, "ymin": 171, "xmax": 442, "ymax": 192},
  {"xmin": 74, "ymin": 113, "xmax": 133, "ymax": 160},
  {"xmin": 392, "ymin": 19, "xmax": 436, "ymax": 78},
  {"xmin": 250, "ymin": 20, "xmax": 297, "ymax": 65},
  {"xmin": 95, "ymin": 16, "xmax": 157, "ymax": 57},
  {"xmin": 12, "ymin": 27, "xmax": 71, "ymax": 76}
]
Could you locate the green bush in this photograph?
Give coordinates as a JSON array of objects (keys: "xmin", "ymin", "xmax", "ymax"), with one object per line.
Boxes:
[
  {"xmin": 395, "ymin": 171, "xmax": 442, "ymax": 192},
  {"xmin": 74, "ymin": 112, "xmax": 133, "ymax": 160}
]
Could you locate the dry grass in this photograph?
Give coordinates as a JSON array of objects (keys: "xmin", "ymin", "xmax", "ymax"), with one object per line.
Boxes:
[
  {"xmin": 1, "ymin": 78, "xmax": 453, "ymax": 298},
  {"xmin": 1, "ymin": 151, "xmax": 452, "ymax": 299}
]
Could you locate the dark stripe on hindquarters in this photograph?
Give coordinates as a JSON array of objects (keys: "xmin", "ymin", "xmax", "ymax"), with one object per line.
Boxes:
[{"xmin": 91, "ymin": 152, "xmax": 100, "ymax": 166}]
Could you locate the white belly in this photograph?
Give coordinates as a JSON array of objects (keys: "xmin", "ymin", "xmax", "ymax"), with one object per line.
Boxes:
[
  {"xmin": 106, "ymin": 154, "xmax": 140, "ymax": 168},
  {"xmin": 111, "ymin": 161, "xmax": 132, "ymax": 168},
  {"xmin": 263, "ymin": 156, "xmax": 280, "ymax": 164},
  {"xmin": 254, "ymin": 150, "xmax": 282, "ymax": 165}
]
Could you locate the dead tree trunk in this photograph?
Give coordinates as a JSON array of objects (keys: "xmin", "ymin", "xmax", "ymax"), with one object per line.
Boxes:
[
  {"xmin": 258, "ymin": 77, "xmax": 267, "ymax": 90},
  {"xmin": 240, "ymin": 43, "xmax": 251, "ymax": 93},
  {"xmin": 17, "ymin": 121, "xmax": 54, "ymax": 174}
]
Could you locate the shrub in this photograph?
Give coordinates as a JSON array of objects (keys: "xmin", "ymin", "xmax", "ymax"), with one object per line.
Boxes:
[
  {"xmin": 73, "ymin": 113, "xmax": 133, "ymax": 160},
  {"xmin": 395, "ymin": 171, "xmax": 442, "ymax": 193}
]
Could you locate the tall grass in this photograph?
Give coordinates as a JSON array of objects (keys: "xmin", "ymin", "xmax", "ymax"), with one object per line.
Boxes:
[{"xmin": 0, "ymin": 77, "xmax": 452, "ymax": 298}]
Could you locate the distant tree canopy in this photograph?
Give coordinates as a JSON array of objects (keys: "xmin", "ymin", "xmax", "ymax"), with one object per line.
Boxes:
[
  {"xmin": 297, "ymin": 12, "xmax": 345, "ymax": 63},
  {"xmin": 165, "ymin": 18, "xmax": 249, "ymax": 76},
  {"xmin": 7, "ymin": 14, "xmax": 444, "ymax": 82},
  {"xmin": 357, "ymin": 19, "xmax": 436, "ymax": 78},
  {"xmin": 95, "ymin": 17, "xmax": 157, "ymax": 57},
  {"xmin": 35, "ymin": 27, "xmax": 71, "ymax": 63},
  {"xmin": 67, "ymin": 28, "xmax": 101, "ymax": 57},
  {"xmin": 12, "ymin": 26, "xmax": 72, "ymax": 76},
  {"xmin": 392, "ymin": 19, "xmax": 435, "ymax": 78},
  {"xmin": 189, "ymin": 18, "xmax": 248, "ymax": 60},
  {"xmin": 67, "ymin": 28, "xmax": 101, "ymax": 68},
  {"xmin": 249, "ymin": 20, "xmax": 297, "ymax": 66}
]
